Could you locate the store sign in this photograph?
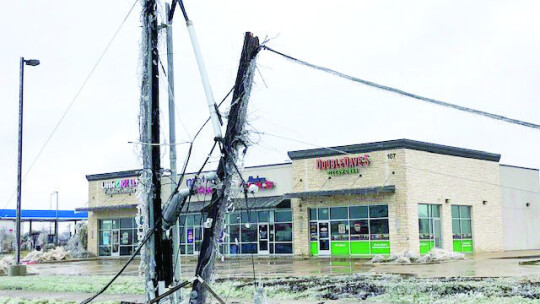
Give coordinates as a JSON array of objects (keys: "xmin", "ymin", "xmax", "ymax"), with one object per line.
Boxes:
[
  {"xmin": 186, "ymin": 176, "xmax": 214, "ymax": 195},
  {"xmin": 102, "ymin": 178, "xmax": 138, "ymax": 195},
  {"xmin": 247, "ymin": 176, "xmax": 275, "ymax": 191},
  {"xmin": 316, "ymin": 155, "xmax": 370, "ymax": 176}
]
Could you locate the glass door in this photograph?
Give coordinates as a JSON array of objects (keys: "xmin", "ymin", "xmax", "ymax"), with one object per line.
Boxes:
[
  {"xmin": 186, "ymin": 227, "xmax": 195, "ymax": 255},
  {"xmin": 111, "ymin": 229, "xmax": 120, "ymax": 257},
  {"xmin": 418, "ymin": 204, "xmax": 442, "ymax": 254},
  {"xmin": 318, "ymin": 222, "xmax": 330, "ymax": 255},
  {"xmin": 258, "ymin": 224, "xmax": 269, "ymax": 255}
]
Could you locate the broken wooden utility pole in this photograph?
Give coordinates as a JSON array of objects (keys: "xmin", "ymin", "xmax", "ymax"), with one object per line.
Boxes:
[
  {"xmin": 140, "ymin": 0, "xmax": 173, "ymax": 300},
  {"xmin": 190, "ymin": 32, "xmax": 260, "ymax": 304}
]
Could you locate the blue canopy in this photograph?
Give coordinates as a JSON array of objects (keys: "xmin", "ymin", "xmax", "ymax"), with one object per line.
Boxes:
[{"xmin": 0, "ymin": 209, "xmax": 88, "ymax": 221}]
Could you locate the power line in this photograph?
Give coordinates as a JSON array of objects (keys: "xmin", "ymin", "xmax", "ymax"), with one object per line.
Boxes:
[
  {"xmin": 80, "ymin": 217, "xmax": 157, "ymax": 304},
  {"xmin": 2, "ymin": 0, "xmax": 140, "ymax": 211},
  {"xmin": 261, "ymin": 45, "xmax": 540, "ymax": 131}
]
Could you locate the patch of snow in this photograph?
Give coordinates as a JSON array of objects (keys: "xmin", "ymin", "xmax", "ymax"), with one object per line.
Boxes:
[
  {"xmin": 371, "ymin": 248, "xmax": 465, "ymax": 264},
  {"xmin": 370, "ymin": 255, "xmax": 386, "ymax": 263},
  {"xmin": 0, "ymin": 256, "xmax": 14, "ymax": 276},
  {"xmin": 23, "ymin": 247, "xmax": 69, "ymax": 262}
]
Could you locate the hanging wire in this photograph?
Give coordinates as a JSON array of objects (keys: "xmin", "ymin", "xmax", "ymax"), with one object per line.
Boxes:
[
  {"xmin": 261, "ymin": 45, "xmax": 540, "ymax": 131},
  {"xmin": 80, "ymin": 216, "xmax": 160, "ymax": 304},
  {"xmin": 219, "ymin": 142, "xmax": 258, "ymax": 286},
  {"xmin": 1, "ymin": 0, "xmax": 140, "ymax": 211}
]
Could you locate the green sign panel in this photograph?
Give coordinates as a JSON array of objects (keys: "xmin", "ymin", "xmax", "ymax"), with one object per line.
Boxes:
[
  {"xmin": 462, "ymin": 239, "xmax": 473, "ymax": 252},
  {"xmin": 310, "ymin": 242, "xmax": 318, "ymax": 255},
  {"xmin": 331, "ymin": 242, "xmax": 350, "ymax": 256},
  {"xmin": 453, "ymin": 239, "xmax": 473, "ymax": 253},
  {"xmin": 350, "ymin": 241, "xmax": 370, "ymax": 255},
  {"xmin": 420, "ymin": 240, "xmax": 435, "ymax": 254},
  {"xmin": 370, "ymin": 241, "xmax": 390, "ymax": 255},
  {"xmin": 453, "ymin": 240, "xmax": 462, "ymax": 252}
]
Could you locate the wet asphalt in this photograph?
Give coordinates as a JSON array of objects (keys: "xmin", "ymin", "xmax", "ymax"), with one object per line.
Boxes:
[{"xmin": 30, "ymin": 250, "xmax": 540, "ymax": 278}]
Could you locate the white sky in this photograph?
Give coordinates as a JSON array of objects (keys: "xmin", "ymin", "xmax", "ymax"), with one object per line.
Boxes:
[{"xmin": 1, "ymin": 0, "xmax": 539, "ymax": 211}]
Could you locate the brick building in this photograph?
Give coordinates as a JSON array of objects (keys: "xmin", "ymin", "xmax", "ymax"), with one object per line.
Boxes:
[{"xmin": 78, "ymin": 139, "xmax": 540, "ymax": 257}]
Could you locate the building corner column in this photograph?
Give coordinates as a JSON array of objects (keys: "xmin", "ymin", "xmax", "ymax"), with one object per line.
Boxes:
[{"xmin": 291, "ymin": 198, "xmax": 308, "ymax": 256}]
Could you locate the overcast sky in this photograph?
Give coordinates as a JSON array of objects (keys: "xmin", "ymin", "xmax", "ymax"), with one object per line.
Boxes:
[{"xmin": 1, "ymin": 0, "xmax": 539, "ymax": 211}]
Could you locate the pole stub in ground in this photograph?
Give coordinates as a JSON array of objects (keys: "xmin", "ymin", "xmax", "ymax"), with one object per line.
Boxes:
[{"xmin": 8, "ymin": 264, "xmax": 27, "ymax": 276}]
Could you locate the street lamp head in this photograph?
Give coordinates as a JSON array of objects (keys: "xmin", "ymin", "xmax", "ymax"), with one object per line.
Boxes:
[{"xmin": 24, "ymin": 59, "xmax": 40, "ymax": 66}]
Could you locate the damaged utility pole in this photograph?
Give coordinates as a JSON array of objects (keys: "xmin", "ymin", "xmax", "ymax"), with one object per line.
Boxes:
[
  {"xmin": 190, "ymin": 32, "xmax": 260, "ymax": 304},
  {"xmin": 140, "ymin": 0, "xmax": 173, "ymax": 300}
]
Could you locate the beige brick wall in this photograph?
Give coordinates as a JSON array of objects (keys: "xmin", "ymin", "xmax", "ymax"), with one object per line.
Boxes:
[
  {"xmin": 404, "ymin": 149, "xmax": 503, "ymax": 252},
  {"xmin": 88, "ymin": 177, "xmax": 139, "ymax": 209},
  {"xmin": 86, "ymin": 209, "xmax": 138, "ymax": 256},
  {"xmin": 291, "ymin": 148, "xmax": 504, "ymax": 255}
]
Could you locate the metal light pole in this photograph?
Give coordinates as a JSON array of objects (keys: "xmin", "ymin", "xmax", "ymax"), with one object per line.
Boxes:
[
  {"xmin": 165, "ymin": 4, "xmax": 182, "ymax": 296},
  {"xmin": 52, "ymin": 191, "xmax": 59, "ymax": 245},
  {"xmin": 49, "ymin": 192, "xmax": 54, "ymax": 234},
  {"xmin": 14, "ymin": 57, "xmax": 40, "ymax": 273}
]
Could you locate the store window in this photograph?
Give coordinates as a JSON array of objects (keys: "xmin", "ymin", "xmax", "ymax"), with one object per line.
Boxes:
[
  {"xmin": 330, "ymin": 207, "xmax": 348, "ymax": 220},
  {"xmin": 349, "ymin": 206, "xmax": 368, "ymax": 219},
  {"xmin": 318, "ymin": 208, "xmax": 329, "ymax": 220},
  {"xmin": 98, "ymin": 218, "xmax": 138, "ymax": 257},
  {"xmin": 275, "ymin": 223, "xmax": 292, "ymax": 242},
  {"xmin": 349, "ymin": 220, "xmax": 369, "ymax": 240},
  {"xmin": 452, "ymin": 205, "xmax": 473, "ymax": 252},
  {"xmin": 180, "ymin": 208, "xmax": 293, "ymax": 256},
  {"xmin": 309, "ymin": 205, "xmax": 389, "ymax": 256},
  {"xmin": 275, "ymin": 210, "xmax": 292, "ymax": 222},
  {"xmin": 330, "ymin": 220, "xmax": 349, "ymax": 240},
  {"xmin": 418, "ymin": 204, "xmax": 442, "ymax": 254}
]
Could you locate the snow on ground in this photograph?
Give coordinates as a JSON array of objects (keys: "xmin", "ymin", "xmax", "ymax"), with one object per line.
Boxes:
[
  {"xmin": 0, "ymin": 275, "xmax": 144, "ymax": 295},
  {"xmin": 24, "ymin": 247, "xmax": 70, "ymax": 262},
  {"xmin": 212, "ymin": 274, "xmax": 540, "ymax": 303},
  {"xmin": 0, "ymin": 274, "xmax": 540, "ymax": 303},
  {"xmin": 0, "ymin": 299, "xmax": 120, "ymax": 304},
  {"xmin": 370, "ymin": 248, "xmax": 465, "ymax": 264},
  {"xmin": 0, "ymin": 256, "xmax": 14, "ymax": 276}
]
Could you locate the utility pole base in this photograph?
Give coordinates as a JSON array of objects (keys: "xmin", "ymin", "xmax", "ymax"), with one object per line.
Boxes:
[{"xmin": 8, "ymin": 265, "xmax": 27, "ymax": 276}]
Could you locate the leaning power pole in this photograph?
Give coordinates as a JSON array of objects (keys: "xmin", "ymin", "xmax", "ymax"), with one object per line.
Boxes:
[
  {"xmin": 140, "ymin": 0, "xmax": 173, "ymax": 300},
  {"xmin": 190, "ymin": 32, "xmax": 260, "ymax": 304}
]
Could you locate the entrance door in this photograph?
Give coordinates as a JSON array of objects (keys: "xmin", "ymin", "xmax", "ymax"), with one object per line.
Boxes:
[
  {"xmin": 111, "ymin": 229, "xmax": 120, "ymax": 257},
  {"xmin": 258, "ymin": 224, "xmax": 269, "ymax": 255},
  {"xmin": 318, "ymin": 222, "xmax": 330, "ymax": 255}
]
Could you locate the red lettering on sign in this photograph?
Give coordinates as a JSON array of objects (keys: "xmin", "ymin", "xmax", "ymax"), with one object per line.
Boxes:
[{"xmin": 315, "ymin": 154, "xmax": 371, "ymax": 170}]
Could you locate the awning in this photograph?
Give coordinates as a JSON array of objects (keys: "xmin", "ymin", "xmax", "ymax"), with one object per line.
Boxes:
[
  {"xmin": 185, "ymin": 196, "xmax": 290, "ymax": 214},
  {"xmin": 285, "ymin": 185, "xmax": 395, "ymax": 198},
  {"xmin": 75, "ymin": 204, "xmax": 138, "ymax": 212}
]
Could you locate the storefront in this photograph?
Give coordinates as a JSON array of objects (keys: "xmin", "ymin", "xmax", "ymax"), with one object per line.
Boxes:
[
  {"xmin": 80, "ymin": 139, "xmax": 540, "ymax": 258},
  {"xmin": 177, "ymin": 207, "xmax": 293, "ymax": 256},
  {"xmin": 308, "ymin": 205, "xmax": 390, "ymax": 256},
  {"xmin": 98, "ymin": 218, "xmax": 139, "ymax": 257}
]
